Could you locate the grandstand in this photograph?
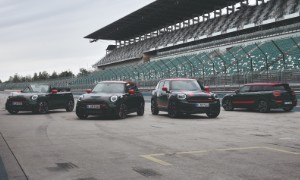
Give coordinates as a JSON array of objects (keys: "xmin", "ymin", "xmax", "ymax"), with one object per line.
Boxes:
[{"xmin": 1, "ymin": 0, "xmax": 300, "ymax": 91}]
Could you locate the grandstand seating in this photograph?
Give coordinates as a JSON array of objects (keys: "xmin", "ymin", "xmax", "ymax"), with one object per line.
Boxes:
[{"xmin": 2, "ymin": 0, "xmax": 300, "ymax": 91}]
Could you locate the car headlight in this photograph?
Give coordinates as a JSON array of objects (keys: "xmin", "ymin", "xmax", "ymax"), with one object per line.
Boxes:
[
  {"xmin": 177, "ymin": 93, "xmax": 186, "ymax": 100},
  {"xmin": 78, "ymin": 95, "xmax": 84, "ymax": 102},
  {"xmin": 31, "ymin": 95, "xmax": 38, "ymax": 101},
  {"xmin": 213, "ymin": 94, "xmax": 218, "ymax": 99},
  {"xmin": 110, "ymin": 96, "xmax": 118, "ymax": 102}
]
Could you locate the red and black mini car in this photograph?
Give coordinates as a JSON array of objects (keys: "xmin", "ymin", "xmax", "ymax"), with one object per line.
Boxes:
[
  {"xmin": 222, "ymin": 83, "xmax": 297, "ymax": 113},
  {"xmin": 151, "ymin": 78, "xmax": 220, "ymax": 118},
  {"xmin": 76, "ymin": 81, "xmax": 144, "ymax": 119}
]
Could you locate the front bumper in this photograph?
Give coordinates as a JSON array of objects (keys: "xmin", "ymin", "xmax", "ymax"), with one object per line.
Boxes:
[
  {"xmin": 177, "ymin": 100, "xmax": 220, "ymax": 114},
  {"xmin": 76, "ymin": 101, "xmax": 118, "ymax": 116},
  {"xmin": 6, "ymin": 100, "xmax": 38, "ymax": 112}
]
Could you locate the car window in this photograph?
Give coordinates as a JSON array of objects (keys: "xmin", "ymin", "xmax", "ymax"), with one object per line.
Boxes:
[
  {"xmin": 157, "ymin": 81, "xmax": 164, "ymax": 91},
  {"xmin": 30, "ymin": 84, "xmax": 50, "ymax": 93},
  {"xmin": 163, "ymin": 81, "xmax": 170, "ymax": 90},
  {"xmin": 170, "ymin": 80, "xmax": 202, "ymax": 91},
  {"xmin": 239, "ymin": 86, "xmax": 251, "ymax": 92},
  {"xmin": 250, "ymin": 86, "xmax": 262, "ymax": 92},
  {"xmin": 93, "ymin": 83, "xmax": 125, "ymax": 93},
  {"xmin": 22, "ymin": 87, "xmax": 31, "ymax": 93},
  {"xmin": 273, "ymin": 85, "xmax": 290, "ymax": 91}
]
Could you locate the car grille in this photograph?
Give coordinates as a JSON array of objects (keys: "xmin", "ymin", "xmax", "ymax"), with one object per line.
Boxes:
[
  {"xmin": 186, "ymin": 96, "xmax": 215, "ymax": 103},
  {"xmin": 80, "ymin": 101, "xmax": 108, "ymax": 108}
]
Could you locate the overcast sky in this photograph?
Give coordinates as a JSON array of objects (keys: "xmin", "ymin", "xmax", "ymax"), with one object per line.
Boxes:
[{"xmin": 0, "ymin": 0, "xmax": 154, "ymax": 81}]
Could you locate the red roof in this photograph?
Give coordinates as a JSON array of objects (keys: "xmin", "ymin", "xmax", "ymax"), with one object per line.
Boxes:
[
  {"xmin": 100, "ymin": 81, "xmax": 134, "ymax": 84},
  {"xmin": 162, "ymin": 78, "xmax": 196, "ymax": 81},
  {"xmin": 244, "ymin": 82, "xmax": 288, "ymax": 86}
]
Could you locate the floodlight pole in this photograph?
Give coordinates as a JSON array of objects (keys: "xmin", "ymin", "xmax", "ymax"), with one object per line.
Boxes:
[
  {"xmin": 271, "ymin": 40, "xmax": 286, "ymax": 70},
  {"xmin": 240, "ymin": 46, "xmax": 254, "ymax": 83},
  {"xmin": 204, "ymin": 52, "xmax": 217, "ymax": 86},
  {"xmin": 193, "ymin": 55, "xmax": 205, "ymax": 82},
  {"xmin": 255, "ymin": 43, "xmax": 269, "ymax": 81},
  {"xmin": 214, "ymin": 50, "xmax": 228, "ymax": 86},
  {"xmin": 227, "ymin": 50, "xmax": 240, "ymax": 86},
  {"xmin": 182, "ymin": 56, "xmax": 194, "ymax": 78}
]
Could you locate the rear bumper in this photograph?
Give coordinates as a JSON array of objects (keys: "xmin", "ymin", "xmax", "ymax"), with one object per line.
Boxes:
[{"xmin": 270, "ymin": 99, "xmax": 297, "ymax": 109}]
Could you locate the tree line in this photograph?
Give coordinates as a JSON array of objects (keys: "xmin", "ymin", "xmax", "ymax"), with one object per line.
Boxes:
[{"xmin": 2, "ymin": 68, "xmax": 91, "ymax": 83}]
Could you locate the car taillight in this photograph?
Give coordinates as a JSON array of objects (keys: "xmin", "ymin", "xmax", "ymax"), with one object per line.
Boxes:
[{"xmin": 273, "ymin": 91, "xmax": 281, "ymax": 97}]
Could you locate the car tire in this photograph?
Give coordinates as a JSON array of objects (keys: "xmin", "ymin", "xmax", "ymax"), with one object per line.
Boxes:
[
  {"xmin": 76, "ymin": 108, "xmax": 88, "ymax": 119},
  {"xmin": 283, "ymin": 106, "xmax": 294, "ymax": 112},
  {"xmin": 66, "ymin": 100, "xmax": 74, "ymax": 112},
  {"xmin": 257, "ymin": 100, "xmax": 270, "ymax": 113},
  {"xmin": 151, "ymin": 99, "xmax": 159, "ymax": 115},
  {"xmin": 137, "ymin": 101, "xmax": 144, "ymax": 116},
  {"xmin": 206, "ymin": 108, "xmax": 220, "ymax": 118},
  {"xmin": 116, "ymin": 103, "xmax": 127, "ymax": 119},
  {"xmin": 8, "ymin": 109, "xmax": 19, "ymax": 114},
  {"xmin": 222, "ymin": 99, "xmax": 234, "ymax": 111},
  {"xmin": 37, "ymin": 101, "xmax": 49, "ymax": 114},
  {"xmin": 168, "ymin": 100, "xmax": 179, "ymax": 118}
]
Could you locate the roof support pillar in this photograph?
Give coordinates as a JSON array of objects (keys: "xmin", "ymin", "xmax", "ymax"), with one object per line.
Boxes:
[
  {"xmin": 214, "ymin": 9, "xmax": 221, "ymax": 18},
  {"xmin": 227, "ymin": 5, "xmax": 235, "ymax": 14}
]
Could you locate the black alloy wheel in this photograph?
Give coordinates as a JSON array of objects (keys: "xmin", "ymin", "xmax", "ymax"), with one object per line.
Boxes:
[
  {"xmin": 206, "ymin": 108, "xmax": 220, "ymax": 118},
  {"xmin": 137, "ymin": 101, "xmax": 144, "ymax": 116},
  {"xmin": 37, "ymin": 101, "xmax": 49, "ymax": 114},
  {"xmin": 117, "ymin": 103, "xmax": 127, "ymax": 119},
  {"xmin": 257, "ymin": 100, "xmax": 270, "ymax": 113},
  {"xmin": 151, "ymin": 99, "xmax": 159, "ymax": 115},
  {"xmin": 168, "ymin": 100, "xmax": 179, "ymax": 118},
  {"xmin": 222, "ymin": 99, "xmax": 234, "ymax": 111},
  {"xmin": 66, "ymin": 100, "xmax": 75, "ymax": 112},
  {"xmin": 76, "ymin": 108, "xmax": 88, "ymax": 119}
]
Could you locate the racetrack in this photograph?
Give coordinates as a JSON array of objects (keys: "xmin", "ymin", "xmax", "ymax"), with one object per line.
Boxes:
[{"xmin": 0, "ymin": 92, "xmax": 300, "ymax": 180}]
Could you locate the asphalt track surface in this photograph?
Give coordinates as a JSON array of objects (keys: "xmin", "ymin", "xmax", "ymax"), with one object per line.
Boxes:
[{"xmin": 0, "ymin": 92, "xmax": 299, "ymax": 180}]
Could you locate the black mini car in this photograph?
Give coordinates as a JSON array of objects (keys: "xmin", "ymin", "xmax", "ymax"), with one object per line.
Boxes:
[
  {"xmin": 151, "ymin": 78, "xmax": 220, "ymax": 118},
  {"xmin": 75, "ymin": 81, "xmax": 145, "ymax": 119},
  {"xmin": 5, "ymin": 84, "xmax": 74, "ymax": 114},
  {"xmin": 222, "ymin": 83, "xmax": 297, "ymax": 113}
]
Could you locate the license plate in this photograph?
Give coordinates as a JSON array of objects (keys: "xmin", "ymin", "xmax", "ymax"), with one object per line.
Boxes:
[
  {"xmin": 284, "ymin": 102, "xmax": 292, "ymax": 105},
  {"xmin": 196, "ymin": 103, "xmax": 209, "ymax": 107},
  {"xmin": 12, "ymin": 102, "xmax": 22, "ymax": 105},
  {"xmin": 87, "ymin": 105, "xmax": 101, "ymax": 109}
]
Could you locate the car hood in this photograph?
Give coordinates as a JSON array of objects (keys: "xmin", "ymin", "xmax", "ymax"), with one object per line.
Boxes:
[
  {"xmin": 9, "ymin": 92, "xmax": 45, "ymax": 99},
  {"xmin": 80, "ymin": 93, "xmax": 124, "ymax": 101},
  {"xmin": 171, "ymin": 90, "xmax": 214, "ymax": 97}
]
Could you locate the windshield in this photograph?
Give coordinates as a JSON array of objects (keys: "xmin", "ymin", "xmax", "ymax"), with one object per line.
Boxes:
[
  {"xmin": 27, "ymin": 84, "xmax": 50, "ymax": 93},
  {"xmin": 170, "ymin": 80, "xmax": 202, "ymax": 91},
  {"xmin": 93, "ymin": 83, "xmax": 125, "ymax": 93}
]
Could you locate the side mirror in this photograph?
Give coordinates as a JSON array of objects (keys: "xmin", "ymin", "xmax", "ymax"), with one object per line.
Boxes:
[
  {"xmin": 235, "ymin": 90, "xmax": 240, "ymax": 94},
  {"xmin": 162, "ymin": 87, "xmax": 168, "ymax": 92},
  {"xmin": 86, "ymin": 89, "xmax": 92, "ymax": 94},
  {"xmin": 204, "ymin": 86, "xmax": 210, "ymax": 92},
  {"xmin": 51, "ymin": 89, "xmax": 58, "ymax": 94},
  {"xmin": 128, "ymin": 89, "xmax": 135, "ymax": 94}
]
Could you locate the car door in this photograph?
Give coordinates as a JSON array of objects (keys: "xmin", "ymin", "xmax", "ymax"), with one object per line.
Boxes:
[
  {"xmin": 125, "ymin": 83, "xmax": 137, "ymax": 112},
  {"xmin": 156, "ymin": 81, "xmax": 165, "ymax": 108},
  {"xmin": 232, "ymin": 85, "xmax": 256, "ymax": 108},
  {"xmin": 47, "ymin": 89, "xmax": 62, "ymax": 109},
  {"xmin": 157, "ymin": 80, "xmax": 169, "ymax": 109}
]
